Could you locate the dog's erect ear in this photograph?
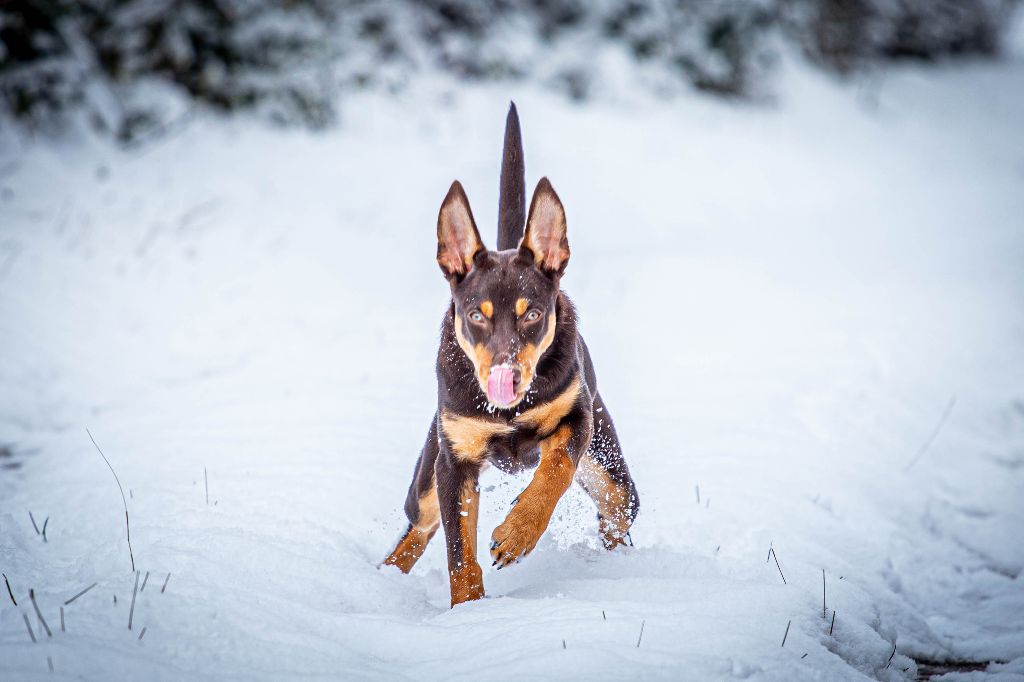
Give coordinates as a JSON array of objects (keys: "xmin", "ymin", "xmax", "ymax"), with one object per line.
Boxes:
[
  {"xmin": 521, "ymin": 177, "xmax": 569, "ymax": 276},
  {"xmin": 437, "ymin": 181, "xmax": 485, "ymax": 280}
]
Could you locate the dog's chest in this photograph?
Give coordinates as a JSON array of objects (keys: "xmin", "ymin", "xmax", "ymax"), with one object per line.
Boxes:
[{"xmin": 488, "ymin": 428, "xmax": 541, "ymax": 474}]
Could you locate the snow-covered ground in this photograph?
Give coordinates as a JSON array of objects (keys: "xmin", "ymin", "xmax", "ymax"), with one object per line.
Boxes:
[{"xmin": 2, "ymin": 46, "xmax": 1024, "ymax": 680}]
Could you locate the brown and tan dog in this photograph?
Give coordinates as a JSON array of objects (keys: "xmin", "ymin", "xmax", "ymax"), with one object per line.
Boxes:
[{"xmin": 383, "ymin": 103, "xmax": 639, "ymax": 607}]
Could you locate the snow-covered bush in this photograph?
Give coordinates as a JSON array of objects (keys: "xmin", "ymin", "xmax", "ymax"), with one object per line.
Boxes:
[
  {"xmin": 1, "ymin": 0, "xmax": 1020, "ymax": 142},
  {"xmin": 784, "ymin": 0, "xmax": 1020, "ymax": 72}
]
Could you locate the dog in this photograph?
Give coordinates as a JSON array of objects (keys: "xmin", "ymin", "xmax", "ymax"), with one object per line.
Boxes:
[{"xmin": 382, "ymin": 103, "xmax": 639, "ymax": 607}]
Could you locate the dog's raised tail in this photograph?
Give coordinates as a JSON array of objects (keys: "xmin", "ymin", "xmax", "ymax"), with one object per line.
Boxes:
[{"xmin": 497, "ymin": 101, "xmax": 525, "ymax": 251}]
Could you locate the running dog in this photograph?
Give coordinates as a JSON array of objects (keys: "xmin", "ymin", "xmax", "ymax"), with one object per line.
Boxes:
[{"xmin": 383, "ymin": 103, "xmax": 639, "ymax": 607}]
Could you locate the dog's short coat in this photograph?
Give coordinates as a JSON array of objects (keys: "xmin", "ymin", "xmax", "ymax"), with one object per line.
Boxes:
[{"xmin": 383, "ymin": 103, "xmax": 639, "ymax": 607}]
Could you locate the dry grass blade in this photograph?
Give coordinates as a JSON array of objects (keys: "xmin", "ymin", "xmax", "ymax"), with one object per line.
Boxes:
[
  {"xmin": 138, "ymin": 626, "xmax": 147, "ymax": 641},
  {"xmin": 60, "ymin": 606, "xmax": 65, "ymax": 632},
  {"xmin": 770, "ymin": 548, "xmax": 787, "ymax": 585},
  {"xmin": 885, "ymin": 642, "xmax": 897, "ymax": 668},
  {"xmin": 904, "ymin": 396, "xmax": 956, "ymax": 471},
  {"xmin": 3, "ymin": 572, "xmax": 16, "ymax": 605},
  {"xmin": 29, "ymin": 511, "xmax": 40, "ymax": 534},
  {"xmin": 87, "ymin": 429, "xmax": 135, "ymax": 571},
  {"xmin": 781, "ymin": 619, "xmax": 791, "ymax": 647},
  {"xmin": 140, "ymin": 571, "xmax": 150, "ymax": 592},
  {"xmin": 64, "ymin": 582, "xmax": 97, "ymax": 605},
  {"xmin": 161, "ymin": 573, "xmax": 171, "ymax": 594},
  {"xmin": 29, "ymin": 589, "xmax": 52, "ymax": 638},
  {"xmin": 128, "ymin": 570, "xmax": 140, "ymax": 630},
  {"xmin": 636, "ymin": 620, "xmax": 645, "ymax": 648},
  {"xmin": 830, "ymin": 611, "xmax": 836, "ymax": 636},
  {"xmin": 22, "ymin": 612, "xmax": 37, "ymax": 642}
]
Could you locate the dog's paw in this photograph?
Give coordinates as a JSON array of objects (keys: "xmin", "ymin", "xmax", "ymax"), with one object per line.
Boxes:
[
  {"xmin": 490, "ymin": 506, "xmax": 546, "ymax": 569},
  {"xmin": 597, "ymin": 513, "xmax": 634, "ymax": 550},
  {"xmin": 449, "ymin": 561, "xmax": 485, "ymax": 607}
]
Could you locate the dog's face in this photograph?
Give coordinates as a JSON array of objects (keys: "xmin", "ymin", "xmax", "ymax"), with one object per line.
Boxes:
[{"xmin": 437, "ymin": 179, "xmax": 570, "ymax": 409}]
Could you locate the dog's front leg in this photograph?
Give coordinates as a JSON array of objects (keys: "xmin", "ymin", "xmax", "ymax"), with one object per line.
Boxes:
[
  {"xmin": 490, "ymin": 417, "xmax": 593, "ymax": 568},
  {"xmin": 436, "ymin": 449, "xmax": 484, "ymax": 607}
]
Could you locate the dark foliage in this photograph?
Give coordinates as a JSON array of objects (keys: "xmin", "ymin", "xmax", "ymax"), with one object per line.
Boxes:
[{"xmin": 0, "ymin": 0, "xmax": 1019, "ymax": 142}]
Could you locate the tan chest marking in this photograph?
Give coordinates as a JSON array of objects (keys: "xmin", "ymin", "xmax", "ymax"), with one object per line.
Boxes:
[
  {"xmin": 514, "ymin": 375, "xmax": 581, "ymax": 437},
  {"xmin": 441, "ymin": 412, "xmax": 515, "ymax": 463}
]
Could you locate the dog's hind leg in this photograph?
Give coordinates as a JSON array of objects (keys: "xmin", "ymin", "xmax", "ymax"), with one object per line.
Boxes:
[
  {"xmin": 383, "ymin": 416, "xmax": 441, "ymax": 573},
  {"xmin": 576, "ymin": 392, "xmax": 639, "ymax": 549}
]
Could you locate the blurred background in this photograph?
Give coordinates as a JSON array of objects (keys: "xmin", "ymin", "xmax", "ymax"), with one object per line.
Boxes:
[
  {"xmin": 2, "ymin": 2, "xmax": 1024, "ymax": 680},
  {"xmin": 2, "ymin": 0, "xmax": 1021, "ymax": 142}
]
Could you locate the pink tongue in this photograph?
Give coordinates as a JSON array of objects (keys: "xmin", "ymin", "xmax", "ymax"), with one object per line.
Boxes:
[{"xmin": 487, "ymin": 366, "xmax": 516, "ymax": 406}]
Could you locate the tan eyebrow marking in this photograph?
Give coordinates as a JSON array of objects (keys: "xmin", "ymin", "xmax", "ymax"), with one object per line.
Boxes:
[
  {"xmin": 480, "ymin": 300, "xmax": 493, "ymax": 319},
  {"xmin": 515, "ymin": 298, "xmax": 529, "ymax": 317}
]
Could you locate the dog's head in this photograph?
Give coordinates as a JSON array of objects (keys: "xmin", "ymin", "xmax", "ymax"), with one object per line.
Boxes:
[{"xmin": 437, "ymin": 178, "xmax": 569, "ymax": 409}]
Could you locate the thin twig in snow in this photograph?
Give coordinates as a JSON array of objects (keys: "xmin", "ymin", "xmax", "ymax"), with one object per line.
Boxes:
[
  {"xmin": 87, "ymin": 429, "xmax": 135, "ymax": 571},
  {"xmin": 60, "ymin": 607, "xmax": 64, "ymax": 632},
  {"xmin": 885, "ymin": 642, "xmax": 897, "ymax": 668},
  {"xmin": 801, "ymin": 653, "xmax": 808, "ymax": 659},
  {"xmin": 29, "ymin": 589, "xmax": 52, "ymax": 637},
  {"xmin": 830, "ymin": 611, "xmax": 836, "ymax": 636},
  {"xmin": 161, "ymin": 573, "xmax": 171, "ymax": 594},
  {"xmin": 602, "ymin": 610, "xmax": 606, "ymax": 620},
  {"xmin": 562, "ymin": 639, "xmax": 566, "ymax": 649},
  {"xmin": 822, "ymin": 569, "xmax": 826, "ymax": 618},
  {"xmin": 29, "ymin": 511, "xmax": 40, "ymax": 534},
  {"xmin": 205, "ymin": 466, "xmax": 209, "ymax": 505},
  {"xmin": 22, "ymin": 613, "xmax": 36, "ymax": 642},
  {"xmin": 695, "ymin": 485, "xmax": 700, "ymax": 504},
  {"xmin": 138, "ymin": 627, "xmax": 147, "ymax": 641},
  {"xmin": 636, "ymin": 620, "xmax": 645, "ymax": 648},
  {"xmin": 128, "ymin": 571, "xmax": 140, "ymax": 630},
  {"xmin": 47, "ymin": 656, "xmax": 54, "ymax": 673},
  {"xmin": 42, "ymin": 517, "xmax": 49, "ymax": 543},
  {"xmin": 904, "ymin": 396, "xmax": 956, "ymax": 471},
  {"xmin": 781, "ymin": 619, "xmax": 791, "ymax": 647},
  {"xmin": 766, "ymin": 542, "xmax": 773, "ymax": 563},
  {"xmin": 140, "ymin": 571, "xmax": 150, "ymax": 592},
  {"xmin": 3, "ymin": 573, "xmax": 16, "ymax": 605},
  {"xmin": 64, "ymin": 582, "xmax": 97, "ymax": 605}
]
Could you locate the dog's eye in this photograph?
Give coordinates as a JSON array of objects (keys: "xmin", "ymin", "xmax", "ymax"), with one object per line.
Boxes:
[
  {"xmin": 468, "ymin": 310, "xmax": 486, "ymax": 324},
  {"xmin": 524, "ymin": 309, "xmax": 542, "ymax": 323}
]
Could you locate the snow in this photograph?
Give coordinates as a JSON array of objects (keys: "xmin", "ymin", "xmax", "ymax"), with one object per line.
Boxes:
[{"xmin": 2, "ymin": 50, "xmax": 1024, "ymax": 680}]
